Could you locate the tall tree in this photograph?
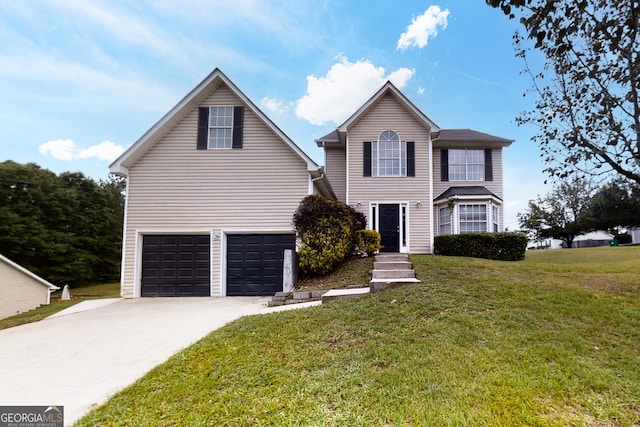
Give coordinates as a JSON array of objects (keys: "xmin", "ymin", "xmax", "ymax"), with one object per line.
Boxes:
[
  {"xmin": 518, "ymin": 176, "xmax": 595, "ymax": 248},
  {"xmin": 0, "ymin": 161, "xmax": 124, "ymax": 285},
  {"xmin": 486, "ymin": 0, "xmax": 640, "ymax": 184}
]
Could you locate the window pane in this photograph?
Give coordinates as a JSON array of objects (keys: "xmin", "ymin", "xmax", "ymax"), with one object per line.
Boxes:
[
  {"xmin": 439, "ymin": 207, "xmax": 451, "ymax": 235},
  {"xmin": 372, "ymin": 131, "xmax": 405, "ymax": 177},
  {"xmin": 459, "ymin": 204, "xmax": 487, "ymax": 234},
  {"xmin": 208, "ymin": 107, "xmax": 234, "ymax": 149},
  {"xmin": 448, "ymin": 149, "xmax": 485, "ymax": 181}
]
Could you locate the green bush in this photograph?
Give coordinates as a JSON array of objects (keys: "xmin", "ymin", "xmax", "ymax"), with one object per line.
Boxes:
[
  {"xmin": 434, "ymin": 232, "xmax": 528, "ymax": 261},
  {"xmin": 355, "ymin": 229, "xmax": 381, "ymax": 256},
  {"xmin": 293, "ymin": 195, "xmax": 366, "ymax": 275}
]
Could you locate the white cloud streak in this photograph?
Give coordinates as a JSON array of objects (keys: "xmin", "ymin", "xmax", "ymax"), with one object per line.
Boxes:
[
  {"xmin": 261, "ymin": 97, "xmax": 290, "ymax": 114},
  {"xmin": 295, "ymin": 56, "xmax": 415, "ymax": 126},
  {"xmin": 39, "ymin": 139, "xmax": 125, "ymax": 162},
  {"xmin": 397, "ymin": 5, "xmax": 450, "ymax": 50}
]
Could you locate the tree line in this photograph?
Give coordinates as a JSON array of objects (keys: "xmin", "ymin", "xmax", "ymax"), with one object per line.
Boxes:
[
  {"xmin": 0, "ymin": 160, "xmax": 124, "ymax": 286},
  {"xmin": 518, "ymin": 177, "xmax": 640, "ymax": 248}
]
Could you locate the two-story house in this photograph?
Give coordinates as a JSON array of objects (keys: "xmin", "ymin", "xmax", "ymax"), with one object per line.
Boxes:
[
  {"xmin": 110, "ymin": 69, "xmax": 512, "ymax": 298},
  {"xmin": 316, "ymin": 81, "xmax": 512, "ymax": 254}
]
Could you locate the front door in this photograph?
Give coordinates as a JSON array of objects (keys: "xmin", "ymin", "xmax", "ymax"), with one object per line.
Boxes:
[{"xmin": 379, "ymin": 204, "xmax": 400, "ymax": 252}]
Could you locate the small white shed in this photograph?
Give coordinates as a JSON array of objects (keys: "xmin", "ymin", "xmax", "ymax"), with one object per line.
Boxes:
[{"xmin": 0, "ymin": 254, "xmax": 59, "ymax": 320}]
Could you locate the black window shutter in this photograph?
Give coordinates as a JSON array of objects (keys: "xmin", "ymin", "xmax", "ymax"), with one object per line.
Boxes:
[
  {"xmin": 197, "ymin": 107, "xmax": 208, "ymax": 150},
  {"xmin": 441, "ymin": 149, "xmax": 449, "ymax": 181},
  {"xmin": 407, "ymin": 142, "xmax": 415, "ymax": 177},
  {"xmin": 232, "ymin": 106, "xmax": 244, "ymax": 149},
  {"xmin": 363, "ymin": 141, "xmax": 372, "ymax": 177},
  {"xmin": 484, "ymin": 148, "xmax": 493, "ymax": 181}
]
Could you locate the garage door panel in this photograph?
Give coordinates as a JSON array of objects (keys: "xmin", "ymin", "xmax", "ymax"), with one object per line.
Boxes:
[
  {"xmin": 226, "ymin": 234, "xmax": 295, "ymax": 296},
  {"xmin": 141, "ymin": 235, "xmax": 210, "ymax": 297}
]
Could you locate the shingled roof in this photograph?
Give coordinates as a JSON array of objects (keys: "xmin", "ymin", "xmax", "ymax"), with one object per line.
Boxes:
[
  {"xmin": 434, "ymin": 186, "xmax": 502, "ymax": 202},
  {"xmin": 434, "ymin": 129, "xmax": 513, "ymax": 146}
]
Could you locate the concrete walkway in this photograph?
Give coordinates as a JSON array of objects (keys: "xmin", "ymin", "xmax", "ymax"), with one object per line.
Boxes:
[{"xmin": 0, "ymin": 297, "xmax": 318, "ymax": 426}]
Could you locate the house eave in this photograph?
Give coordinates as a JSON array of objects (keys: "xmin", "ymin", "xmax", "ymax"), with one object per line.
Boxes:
[
  {"xmin": 433, "ymin": 129, "xmax": 514, "ymax": 149},
  {"xmin": 0, "ymin": 254, "xmax": 60, "ymax": 290}
]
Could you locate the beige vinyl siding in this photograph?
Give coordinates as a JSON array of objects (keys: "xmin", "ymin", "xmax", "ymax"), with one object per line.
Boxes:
[
  {"xmin": 347, "ymin": 94, "xmax": 432, "ymax": 253},
  {"xmin": 121, "ymin": 85, "xmax": 310, "ymax": 297},
  {"xmin": 0, "ymin": 262, "xmax": 51, "ymax": 319},
  {"xmin": 325, "ymin": 148, "xmax": 346, "ymax": 202}
]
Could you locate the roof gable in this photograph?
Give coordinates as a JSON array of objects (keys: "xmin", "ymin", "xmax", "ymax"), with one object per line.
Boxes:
[
  {"xmin": 338, "ymin": 81, "xmax": 441, "ymax": 134},
  {"xmin": 110, "ymin": 68, "xmax": 320, "ymax": 175},
  {"xmin": 0, "ymin": 254, "xmax": 59, "ymax": 290}
]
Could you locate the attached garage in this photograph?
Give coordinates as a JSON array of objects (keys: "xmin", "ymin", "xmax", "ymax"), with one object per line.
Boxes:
[
  {"xmin": 226, "ymin": 234, "xmax": 295, "ymax": 296},
  {"xmin": 141, "ymin": 235, "xmax": 210, "ymax": 297}
]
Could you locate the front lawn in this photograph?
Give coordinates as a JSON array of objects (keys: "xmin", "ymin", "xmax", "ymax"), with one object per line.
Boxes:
[{"xmin": 76, "ymin": 247, "xmax": 640, "ymax": 426}]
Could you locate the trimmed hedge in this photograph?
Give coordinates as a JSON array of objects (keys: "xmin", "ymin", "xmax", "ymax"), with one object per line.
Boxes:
[{"xmin": 434, "ymin": 232, "xmax": 528, "ymax": 261}]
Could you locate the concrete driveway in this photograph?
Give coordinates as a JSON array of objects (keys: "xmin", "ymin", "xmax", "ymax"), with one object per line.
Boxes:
[{"xmin": 0, "ymin": 297, "xmax": 318, "ymax": 425}]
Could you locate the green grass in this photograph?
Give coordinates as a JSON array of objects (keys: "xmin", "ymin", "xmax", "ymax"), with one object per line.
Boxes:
[
  {"xmin": 76, "ymin": 247, "xmax": 640, "ymax": 426},
  {"xmin": 0, "ymin": 282, "xmax": 120, "ymax": 330},
  {"xmin": 295, "ymin": 255, "xmax": 374, "ymax": 291}
]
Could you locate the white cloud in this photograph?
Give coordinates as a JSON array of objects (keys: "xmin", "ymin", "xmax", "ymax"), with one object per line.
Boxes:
[
  {"xmin": 417, "ymin": 86, "xmax": 425, "ymax": 95},
  {"xmin": 397, "ymin": 5, "xmax": 450, "ymax": 50},
  {"xmin": 261, "ymin": 97, "xmax": 290, "ymax": 114},
  {"xmin": 39, "ymin": 139, "xmax": 125, "ymax": 162},
  {"xmin": 38, "ymin": 139, "xmax": 75, "ymax": 161},
  {"xmin": 295, "ymin": 56, "xmax": 415, "ymax": 126}
]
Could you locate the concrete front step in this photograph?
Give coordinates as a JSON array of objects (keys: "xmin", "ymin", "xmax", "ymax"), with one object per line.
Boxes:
[
  {"xmin": 373, "ymin": 261, "xmax": 412, "ymax": 270},
  {"xmin": 372, "ymin": 269, "xmax": 416, "ymax": 280},
  {"xmin": 375, "ymin": 254, "xmax": 408, "ymax": 262}
]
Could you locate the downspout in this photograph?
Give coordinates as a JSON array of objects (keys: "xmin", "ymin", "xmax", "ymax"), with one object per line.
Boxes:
[
  {"xmin": 310, "ymin": 169, "xmax": 325, "ymax": 195},
  {"xmin": 47, "ymin": 286, "xmax": 59, "ymax": 305},
  {"xmin": 428, "ymin": 132, "xmax": 434, "ymax": 253}
]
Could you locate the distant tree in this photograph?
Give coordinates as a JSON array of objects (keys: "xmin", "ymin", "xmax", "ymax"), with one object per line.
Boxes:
[
  {"xmin": 0, "ymin": 161, "xmax": 124, "ymax": 285},
  {"xmin": 486, "ymin": 0, "xmax": 640, "ymax": 185},
  {"xmin": 518, "ymin": 177, "xmax": 595, "ymax": 248},
  {"xmin": 586, "ymin": 181, "xmax": 640, "ymax": 233}
]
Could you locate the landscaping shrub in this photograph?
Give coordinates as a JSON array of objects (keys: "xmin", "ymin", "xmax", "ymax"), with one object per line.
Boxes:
[
  {"xmin": 293, "ymin": 195, "xmax": 366, "ymax": 275},
  {"xmin": 355, "ymin": 229, "xmax": 381, "ymax": 256},
  {"xmin": 434, "ymin": 232, "xmax": 528, "ymax": 261}
]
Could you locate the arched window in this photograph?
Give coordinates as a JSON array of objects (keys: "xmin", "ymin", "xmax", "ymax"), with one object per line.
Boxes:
[{"xmin": 373, "ymin": 130, "xmax": 406, "ymax": 176}]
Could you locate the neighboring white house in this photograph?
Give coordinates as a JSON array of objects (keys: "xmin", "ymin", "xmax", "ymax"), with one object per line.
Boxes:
[
  {"xmin": 528, "ymin": 230, "xmax": 615, "ymax": 250},
  {"xmin": 629, "ymin": 227, "xmax": 640, "ymax": 244},
  {"xmin": 0, "ymin": 254, "xmax": 59, "ymax": 319}
]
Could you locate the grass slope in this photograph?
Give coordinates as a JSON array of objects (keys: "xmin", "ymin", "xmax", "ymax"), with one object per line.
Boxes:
[{"xmin": 76, "ymin": 247, "xmax": 640, "ymax": 426}]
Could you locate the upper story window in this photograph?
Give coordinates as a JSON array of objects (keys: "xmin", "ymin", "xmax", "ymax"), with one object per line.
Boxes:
[
  {"xmin": 196, "ymin": 106, "xmax": 244, "ymax": 150},
  {"xmin": 449, "ymin": 149, "xmax": 484, "ymax": 181},
  {"xmin": 363, "ymin": 131, "xmax": 415, "ymax": 177},
  {"xmin": 208, "ymin": 106, "xmax": 234, "ymax": 148},
  {"xmin": 373, "ymin": 131, "xmax": 405, "ymax": 176},
  {"xmin": 441, "ymin": 148, "xmax": 492, "ymax": 182}
]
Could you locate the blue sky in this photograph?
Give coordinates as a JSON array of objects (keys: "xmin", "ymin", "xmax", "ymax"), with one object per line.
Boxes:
[{"xmin": 0, "ymin": 0, "xmax": 550, "ymax": 229}]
